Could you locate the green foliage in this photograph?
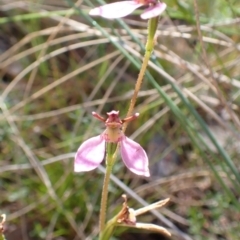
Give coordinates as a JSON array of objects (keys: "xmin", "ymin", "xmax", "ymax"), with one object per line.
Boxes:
[{"xmin": 188, "ymin": 192, "xmax": 240, "ymax": 239}]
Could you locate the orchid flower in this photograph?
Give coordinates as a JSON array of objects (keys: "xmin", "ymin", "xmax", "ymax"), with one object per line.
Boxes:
[
  {"xmin": 74, "ymin": 110, "xmax": 149, "ymax": 177},
  {"xmin": 89, "ymin": 0, "xmax": 167, "ymax": 20}
]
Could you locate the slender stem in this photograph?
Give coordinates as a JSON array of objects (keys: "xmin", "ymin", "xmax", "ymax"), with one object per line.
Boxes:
[
  {"xmin": 124, "ymin": 48, "xmax": 152, "ymax": 125},
  {"xmin": 123, "ymin": 17, "xmax": 157, "ymax": 132},
  {"xmin": 99, "ymin": 155, "xmax": 114, "ymax": 232}
]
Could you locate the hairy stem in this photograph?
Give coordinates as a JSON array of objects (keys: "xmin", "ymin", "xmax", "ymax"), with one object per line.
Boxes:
[
  {"xmin": 123, "ymin": 17, "xmax": 158, "ymax": 132},
  {"xmin": 99, "ymin": 154, "xmax": 114, "ymax": 232}
]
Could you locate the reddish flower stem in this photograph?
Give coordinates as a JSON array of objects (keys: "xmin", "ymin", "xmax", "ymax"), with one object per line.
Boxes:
[{"xmin": 123, "ymin": 16, "xmax": 158, "ymax": 132}]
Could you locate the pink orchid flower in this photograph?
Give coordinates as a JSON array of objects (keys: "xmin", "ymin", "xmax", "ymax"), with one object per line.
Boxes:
[
  {"xmin": 89, "ymin": 0, "xmax": 167, "ymax": 20},
  {"xmin": 74, "ymin": 110, "xmax": 149, "ymax": 177}
]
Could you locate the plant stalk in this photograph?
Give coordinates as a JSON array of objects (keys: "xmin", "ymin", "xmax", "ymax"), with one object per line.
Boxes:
[
  {"xmin": 123, "ymin": 17, "xmax": 158, "ymax": 132},
  {"xmin": 99, "ymin": 154, "xmax": 114, "ymax": 232}
]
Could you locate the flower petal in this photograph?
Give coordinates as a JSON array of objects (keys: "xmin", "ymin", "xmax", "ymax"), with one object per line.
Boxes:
[
  {"xmin": 89, "ymin": 1, "xmax": 143, "ymax": 19},
  {"xmin": 140, "ymin": 2, "xmax": 167, "ymax": 19},
  {"xmin": 74, "ymin": 135, "xmax": 105, "ymax": 172},
  {"xmin": 120, "ymin": 136, "xmax": 150, "ymax": 177}
]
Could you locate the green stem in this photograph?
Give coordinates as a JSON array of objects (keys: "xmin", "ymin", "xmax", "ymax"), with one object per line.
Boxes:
[
  {"xmin": 99, "ymin": 154, "xmax": 114, "ymax": 232},
  {"xmin": 123, "ymin": 16, "xmax": 158, "ymax": 131},
  {"xmin": 100, "ymin": 216, "xmax": 119, "ymax": 240}
]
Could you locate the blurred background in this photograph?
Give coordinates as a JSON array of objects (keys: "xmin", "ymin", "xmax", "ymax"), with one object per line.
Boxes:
[{"xmin": 0, "ymin": 0, "xmax": 240, "ymax": 239}]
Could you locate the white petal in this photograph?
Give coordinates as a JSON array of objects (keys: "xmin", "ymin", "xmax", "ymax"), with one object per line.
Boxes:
[{"xmin": 89, "ymin": 1, "xmax": 143, "ymax": 19}]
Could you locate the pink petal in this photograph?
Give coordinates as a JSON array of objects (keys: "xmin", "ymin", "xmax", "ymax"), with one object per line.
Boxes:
[
  {"xmin": 89, "ymin": 1, "xmax": 143, "ymax": 19},
  {"xmin": 141, "ymin": 2, "xmax": 167, "ymax": 19},
  {"xmin": 74, "ymin": 135, "xmax": 105, "ymax": 172},
  {"xmin": 120, "ymin": 136, "xmax": 150, "ymax": 177}
]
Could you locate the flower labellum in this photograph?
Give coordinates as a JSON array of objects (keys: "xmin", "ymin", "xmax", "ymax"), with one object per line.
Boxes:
[
  {"xmin": 74, "ymin": 110, "xmax": 150, "ymax": 177},
  {"xmin": 89, "ymin": 0, "xmax": 167, "ymax": 20}
]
